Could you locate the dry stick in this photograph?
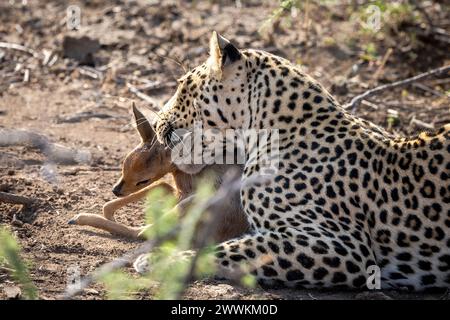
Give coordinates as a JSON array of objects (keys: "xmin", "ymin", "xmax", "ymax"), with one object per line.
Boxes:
[
  {"xmin": 138, "ymin": 80, "xmax": 176, "ymax": 92},
  {"xmin": 345, "ymin": 65, "xmax": 450, "ymax": 113},
  {"xmin": 0, "ymin": 128, "xmax": 91, "ymax": 165},
  {"xmin": 0, "ymin": 191, "xmax": 36, "ymax": 206},
  {"xmin": 0, "ymin": 41, "xmax": 41, "ymax": 59},
  {"xmin": 56, "ymin": 111, "xmax": 127, "ymax": 124},
  {"xmin": 371, "ymin": 48, "xmax": 393, "ymax": 83},
  {"xmin": 126, "ymin": 83, "xmax": 160, "ymax": 112}
]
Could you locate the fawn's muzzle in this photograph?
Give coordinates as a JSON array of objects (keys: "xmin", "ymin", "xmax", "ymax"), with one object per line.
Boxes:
[{"xmin": 112, "ymin": 180, "xmax": 124, "ymax": 197}]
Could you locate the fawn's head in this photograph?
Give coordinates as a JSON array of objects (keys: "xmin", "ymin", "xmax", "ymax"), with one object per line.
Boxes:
[{"xmin": 112, "ymin": 104, "xmax": 174, "ymax": 197}]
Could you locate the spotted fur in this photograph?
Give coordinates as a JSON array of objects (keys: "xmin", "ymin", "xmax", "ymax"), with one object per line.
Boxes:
[{"xmin": 143, "ymin": 32, "xmax": 450, "ymax": 291}]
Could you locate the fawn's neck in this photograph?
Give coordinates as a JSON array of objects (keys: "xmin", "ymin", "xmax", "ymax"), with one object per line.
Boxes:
[{"xmin": 171, "ymin": 169, "xmax": 195, "ymax": 200}]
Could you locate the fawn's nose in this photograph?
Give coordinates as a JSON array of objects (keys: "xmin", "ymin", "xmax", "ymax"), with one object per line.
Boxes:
[{"xmin": 112, "ymin": 180, "xmax": 124, "ymax": 197}]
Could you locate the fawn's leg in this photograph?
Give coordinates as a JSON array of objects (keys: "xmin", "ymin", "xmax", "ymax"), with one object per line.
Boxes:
[
  {"xmin": 68, "ymin": 213, "xmax": 146, "ymax": 239},
  {"xmin": 103, "ymin": 182, "xmax": 175, "ymax": 221},
  {"xmin": 137, "ymin": 194, "xmax": 196, "ymax": 238}
]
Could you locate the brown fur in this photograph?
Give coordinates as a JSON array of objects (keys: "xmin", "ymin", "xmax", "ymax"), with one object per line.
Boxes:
[{"xmin": 69, "ymin": 104, "xmax": 249, "ymax": 243}]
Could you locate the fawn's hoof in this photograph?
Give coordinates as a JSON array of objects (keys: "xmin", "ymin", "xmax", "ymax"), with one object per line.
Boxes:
[{"xmin": 67, "ymin": 214, "xmax": 80, "ymax": 225}]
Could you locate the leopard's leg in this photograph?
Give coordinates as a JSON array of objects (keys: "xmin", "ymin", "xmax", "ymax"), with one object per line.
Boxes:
[
  {"xmin": 212, "ymin": 226, "xmax": 376, "ymax": 288},
  {"xmin": 103, "ymin": 182, "xmax": 176, "ymax": 221},
  {"xmin": 134, "ymin": 224, "xmax": 376, "ymax": 288}
]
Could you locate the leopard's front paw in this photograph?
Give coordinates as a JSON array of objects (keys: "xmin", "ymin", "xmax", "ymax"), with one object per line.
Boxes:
[{"xmin": 133, "ymin": 253, "xmax": 152, "ymax": 274}]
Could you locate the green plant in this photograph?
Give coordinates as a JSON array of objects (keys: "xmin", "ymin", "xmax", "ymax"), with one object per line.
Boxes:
[
  {"xmin": 99, "ymin": 175, "xmax": 260, "ymax": 300},
  {"xmin": 0, "ymin": 227, "xmax": 37, "ymax": 299},
  {"xmin": 100, "ymin": 270, "xmax": 149, "ymax": 300},
  {"xmin": 360, "ymin": 42, "xmax": 378, "ymax": 61},
  {"xmin": 259, "ymin": 0, "xmax": 302, "ymax": 35},
  {"xmin": 100, "ymin": 181, "xmax": 227, "ymax": 300}
]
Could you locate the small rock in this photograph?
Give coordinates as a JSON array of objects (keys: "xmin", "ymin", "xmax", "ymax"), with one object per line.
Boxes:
[
  {"xmin": 70, "ymin": 194, "xmax": 80, "ymax": 201},
  {"xmin": 331, "ymin": 77, "xmax": 349, "ymax": 96},
  {"xmin": 62, "ymin": 36, "xmax": 100, "ymax": 66},
  {"xmin": 7, "ymin": 169, "xmax": 15, "ymax": 175},
  {"xmin": 4, "ymin": 285, "xmax": 22, "ymax": 299},
  {"xmin": 84, "ymin": 288, "xmax": 99, "ymax": 295}
]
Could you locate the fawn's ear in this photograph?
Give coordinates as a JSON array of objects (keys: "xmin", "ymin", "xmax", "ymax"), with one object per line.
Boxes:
[
  {"xmin": 132, "ymin": 103, "xmax": 154, "ymax": 142},
  {"xmin": 208, "ymin": 31, "xmax": 241, "ymax": 76}
]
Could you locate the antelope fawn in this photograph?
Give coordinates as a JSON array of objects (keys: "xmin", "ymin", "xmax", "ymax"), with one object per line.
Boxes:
[{"xmin": 69, "ymin": 104, "xmax": 248, "ymax": 243}]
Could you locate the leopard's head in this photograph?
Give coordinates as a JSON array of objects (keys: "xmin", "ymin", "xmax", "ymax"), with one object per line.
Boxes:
[{"xmin": 155, "ymin": 32, "xmax": 248, "ymax": 146}]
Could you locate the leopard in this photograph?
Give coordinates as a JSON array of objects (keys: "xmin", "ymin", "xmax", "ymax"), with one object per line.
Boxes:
[{"xmin": 135, "ymin": 31, "xmax": 450, "ymax": 291}]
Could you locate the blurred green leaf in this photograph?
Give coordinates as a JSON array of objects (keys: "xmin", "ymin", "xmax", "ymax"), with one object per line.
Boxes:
[
  {"xmin": 143, "ymin": 187, "xmax": 178, "ymax": 239},
  {"xmin": 100, "ymin": 270, "xmax": 147, "ymax": 300},
  {"xmin": 0, "ymin": 227, "xmax": 37, "ymax": 299}
]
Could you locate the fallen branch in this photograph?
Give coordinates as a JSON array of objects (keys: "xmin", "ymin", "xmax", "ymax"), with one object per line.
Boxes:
[
  {"xmin": 0, "ymin": 128, "xmax": 91, "ymax": 165},
  {"xmin": 78, "ymin": 66, "xmax": 103, "ymax": 80},
  {"xmin": 56, "ymin": 111, "xmax": 127, "ymax": 124},
  {"xmin": 0, "ymin": 41, "xmax": 41, "ymax": 59},
  {"xmin": 126, "ymin": 83, "xmax": 160, "ymax": 112},
  {"xmin": 345, "ymin": 65, "xmax": 450, "ymax": 113},
  {"xmin": 0, "ymin": 191, "xmax": 36, "ymax": 206},
  {"xmin": 137, "ymin": 80, "xmax": 176, "ymax": 92}
]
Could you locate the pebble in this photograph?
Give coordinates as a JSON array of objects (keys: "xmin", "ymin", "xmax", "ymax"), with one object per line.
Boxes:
[{"xmin": 4, "ymin": 285, "xmax": 22, "ymax": 299}]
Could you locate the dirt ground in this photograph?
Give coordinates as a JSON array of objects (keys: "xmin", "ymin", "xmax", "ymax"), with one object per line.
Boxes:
[{"xmin": 0, "ymin": 1, "xmax": 449, "ymax": 300}]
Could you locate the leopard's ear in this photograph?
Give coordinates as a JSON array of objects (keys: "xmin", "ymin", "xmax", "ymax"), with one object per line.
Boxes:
[
  {"xmin": 209, "ymin": 31, "xmax": 241, "ymax": 75},
  {"xmin": 132, "ymin": 102, "xmax": 155, "ymax": 142}
]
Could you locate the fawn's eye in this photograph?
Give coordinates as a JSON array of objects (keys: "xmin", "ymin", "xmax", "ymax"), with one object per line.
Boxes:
[{"xmin": 136, "ymin": 179, "xmax": 150, "ymax": 186}]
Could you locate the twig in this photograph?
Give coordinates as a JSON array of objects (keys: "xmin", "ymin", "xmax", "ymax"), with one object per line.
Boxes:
[
  {"xmin": 126, "ymin": 83, "xmax": 160, "ymax": 111},
  {"xmin": 0, "ymin": 41, "xmax": 41, "ymax": 59},
  {"xmin": 345, "ymin": 65, "xmax": 450, "ymax": 113},
  {"xmin": 0, "ymin": 191, "xmax": 36, "ymax": 206},
  {"xmin": 410, "ymin": 117, "xmax": 435, "ymax": 130},
  {"xmin": 137, "ymin": 80, "xmax": 176, "ymax": 92},
  {"xmin": 360, "ymin": 100, "xmax": 379, "ymax": 110},
  {"xmin": 412, "ymin": 83, "xmax": 445, "ymax": 97},
  {"xmin": 78, "ymin": 66, "xmax": 103, "ymax": 80},
  {"xmin": 371, "ymin": 48, "xmax": 393, "ymax": 83},
  {"xmin": 117, "ymin": 76, "xmax": 176, "ymax": 92},
  {"xmin": 56, "ymin": 111, "xmax": 127, "ymax": 124},
  {"xmin": 0, "ymin": 128, "xmax": 91, "ymax": 165},
  {"xmin": 23, "ymin": 69, "xmax": 30, "ymax": 83}
]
